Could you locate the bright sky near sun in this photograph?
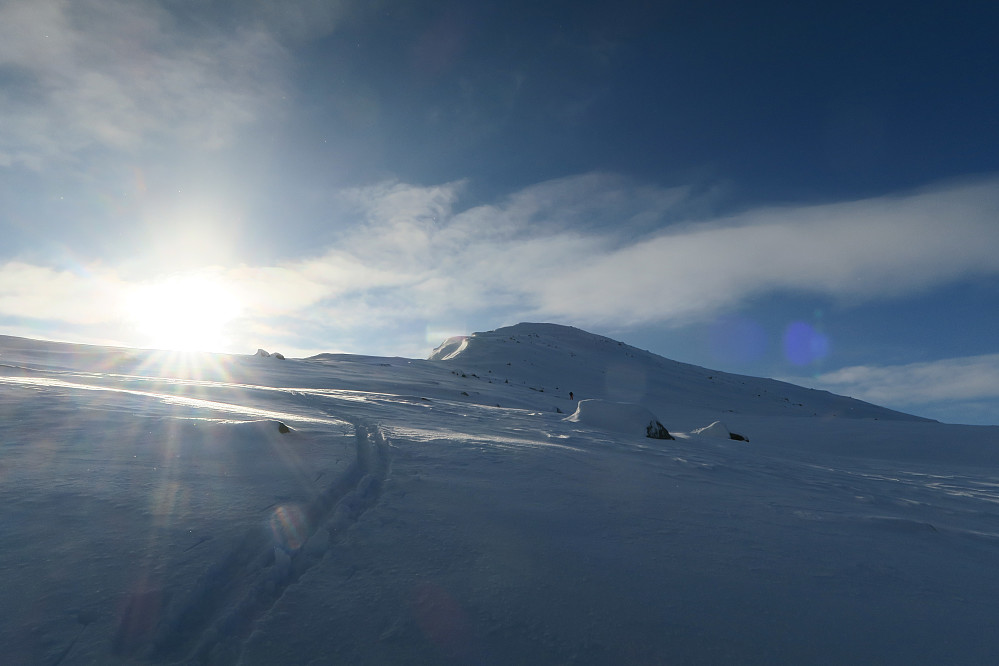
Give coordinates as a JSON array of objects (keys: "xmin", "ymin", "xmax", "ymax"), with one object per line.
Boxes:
[{"xmin": 1, "ymin": 0, "xmax": 998, "ymax": 425}]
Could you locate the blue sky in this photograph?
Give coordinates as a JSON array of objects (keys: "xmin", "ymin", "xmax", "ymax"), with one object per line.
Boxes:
[{"xmin": 1, "ymin": 0, "xmax": 998, "ymax": 425}]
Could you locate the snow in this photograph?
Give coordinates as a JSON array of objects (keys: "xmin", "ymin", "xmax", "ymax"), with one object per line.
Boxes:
[
  {"xmin": 3, "ymin": 323, "xmax": 999, "ymax": 664},
  {"xmin": 564, "ymin": 398, "xmax": 670, "ymax": 439},
  {"xmin": 428, "ymin": 335, "xmax": 469, "ymax": 361},
  {"xmin": 691, "ymin": 420, "xmax": 744, "ymax": 440},
  {"xmin": 691, "ymin": 419, "xmax": 731, "ymax": 438}
]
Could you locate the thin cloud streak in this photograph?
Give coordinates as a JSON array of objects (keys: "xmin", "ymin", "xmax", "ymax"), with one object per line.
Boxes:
[
  {"xmin": 536, "ymin": 177, "xmax": 999, "ymax": 325},
  {"xmin": 311, "ymin": 173, "xmax": 999, "ymax": 330},
  {"xmin": 794, "ymin": 354, "xmax": 999, "ymax": 416}
]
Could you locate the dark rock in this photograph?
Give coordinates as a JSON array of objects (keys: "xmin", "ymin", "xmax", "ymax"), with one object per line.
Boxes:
[{"xmin": 646, "ymin": 420, "xmax": 675, "ymax": 440}]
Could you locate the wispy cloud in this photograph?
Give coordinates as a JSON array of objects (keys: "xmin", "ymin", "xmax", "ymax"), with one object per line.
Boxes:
[
  {"xmin": 0, "ymin": 173, "xmax": 997, "ymax": 356},
  {"xmin": 292, "ymin": 173, "xmax": 999, "ymax": 331},
  {"xmin": 533, "ymin": 176, "xmax": 999, "ymax": 325},
  {"xmin": 0, "ymin": 261, "xmax": 128, "ymax": 324},
  {"xmin": 788, "ymin": 354, "xmax": 999, "ymax": 424},
  {"xmin": 801, "ymin": 355, "xmax": 999, "ymax": 406},
  {"xmin": 0, "ymin": 0, "xmax": 352, "ymax": 168}
]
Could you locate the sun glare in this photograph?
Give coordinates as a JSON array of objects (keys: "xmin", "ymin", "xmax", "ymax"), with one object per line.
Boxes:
[{"xmin": 126, "ymin": 272, "xmax": 243, "ymax": 352}]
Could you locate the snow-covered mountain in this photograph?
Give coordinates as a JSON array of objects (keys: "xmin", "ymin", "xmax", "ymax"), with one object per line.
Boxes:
[
  {"xmin": 2, "ymin": 323, "xmax": 998, "ymax": 664},
  {"xmin": 428, "ymin": 322, "xmax": 928, "ymax": 425}
]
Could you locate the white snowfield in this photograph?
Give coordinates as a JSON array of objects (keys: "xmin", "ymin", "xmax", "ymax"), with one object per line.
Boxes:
[{"xmin": 2, "ymin": 322, "xmax": 999, "ymax": 665}]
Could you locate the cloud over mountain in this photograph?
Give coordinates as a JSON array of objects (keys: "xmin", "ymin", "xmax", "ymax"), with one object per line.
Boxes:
[{"xmin": 2, "ymin": 173, "xmax": 998, "ymax": 355}]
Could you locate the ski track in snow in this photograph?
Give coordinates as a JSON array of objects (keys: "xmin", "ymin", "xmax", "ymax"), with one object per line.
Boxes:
[{"xmin": 145, "ymin": 423, "xmax": 391, "ymax": 665}]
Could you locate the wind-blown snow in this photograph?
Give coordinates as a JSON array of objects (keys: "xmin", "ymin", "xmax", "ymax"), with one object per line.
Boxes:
[
  {"xmin": 3, "ymin": 323, "xmax": 999, "ymax": 664},
  {"xmin": 691, "ymin": 420, "xmax": 741, "ymax": 439},
  {"xmin": 429, "ymin": 335, "xmax": 469, "ymax": 361}
]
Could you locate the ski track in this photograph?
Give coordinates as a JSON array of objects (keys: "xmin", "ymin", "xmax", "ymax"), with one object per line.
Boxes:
[{"xmin": 143, "ymin": 421, "xmax": 390, "ymax": 665}]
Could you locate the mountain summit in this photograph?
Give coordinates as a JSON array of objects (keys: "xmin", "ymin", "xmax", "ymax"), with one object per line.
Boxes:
[{"xmin": 429, "ymin": 322, "xmax": 927, "ymax": 427}]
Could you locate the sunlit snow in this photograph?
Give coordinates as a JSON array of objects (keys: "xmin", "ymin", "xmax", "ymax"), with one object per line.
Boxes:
[{"xmin": 3, "ymin": 323, "xmax": 999, "ymax": 664}]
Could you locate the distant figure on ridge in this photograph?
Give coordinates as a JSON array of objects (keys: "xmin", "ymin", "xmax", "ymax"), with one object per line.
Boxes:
[{"xmin": 569, "ymin": 391, "xmax": 574, "ymax": 400}]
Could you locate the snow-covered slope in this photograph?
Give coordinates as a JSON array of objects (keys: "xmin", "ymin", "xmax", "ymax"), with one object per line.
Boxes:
[
  {"xmin": 2, "ymin": 325, "xmax": 998, "ymax": 665},
  {"xmin": 429, "ymin": 322, "xmax": 929, "ymax": 428}
]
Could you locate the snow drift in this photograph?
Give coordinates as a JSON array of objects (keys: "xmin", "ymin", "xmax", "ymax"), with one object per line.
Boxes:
[{"xmin": 564, "ymin": 398, "xmax": 674, "ymax": 439}]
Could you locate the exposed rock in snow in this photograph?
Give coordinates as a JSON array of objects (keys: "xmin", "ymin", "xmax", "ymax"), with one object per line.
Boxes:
[
  {"xmin": 564, "ymin": 399, "xmax": 674, "ymax": 439},
  {"xmin": 692, "ymin": 420, "xmax": 749, "ymax": 441},
  {"xmin": 646, "ymin": 420, "xmax": 674, "ymax": 439},
  {"xmin": 255, "ymin": 348, "xmax": 271, "ymax": 357}
]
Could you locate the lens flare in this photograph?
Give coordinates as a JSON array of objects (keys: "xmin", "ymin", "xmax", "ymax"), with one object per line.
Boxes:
[
  {"xmin": 782, "ymin": 321, "xmax": 830, "ymax": 366},
  {"xmin": 269, "ymin": 504, "xmax": 309, "ymax": 552}
]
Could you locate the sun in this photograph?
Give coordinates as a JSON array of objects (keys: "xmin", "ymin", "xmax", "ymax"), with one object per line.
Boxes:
[{"xmin": 125, "ymin": 272, "xmax": 243, "ymax": 352}]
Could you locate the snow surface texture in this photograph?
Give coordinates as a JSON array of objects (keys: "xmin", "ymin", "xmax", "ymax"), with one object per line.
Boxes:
[{"xmin": 3, "ymin": 323, "xmax": 999, "ymax": 664}]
